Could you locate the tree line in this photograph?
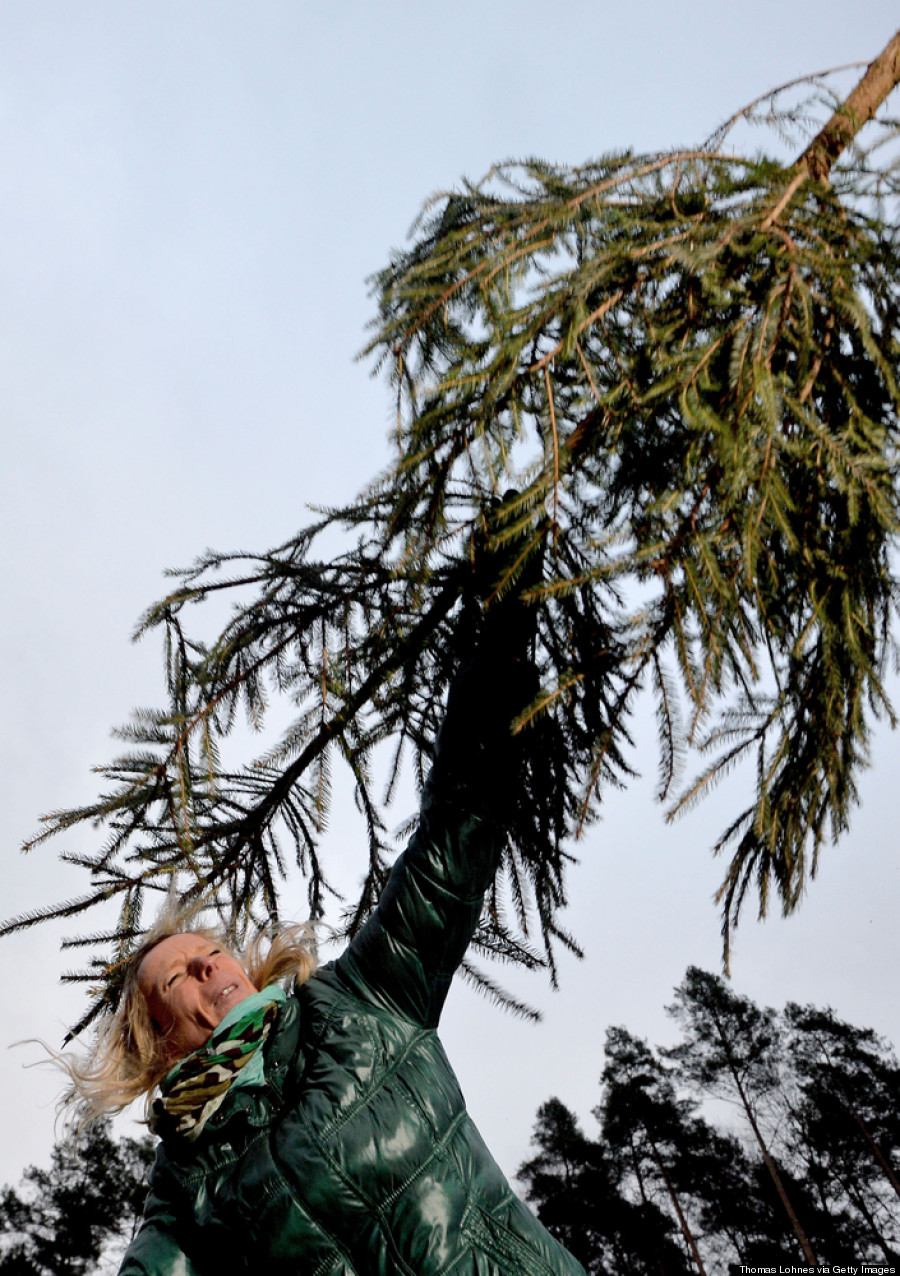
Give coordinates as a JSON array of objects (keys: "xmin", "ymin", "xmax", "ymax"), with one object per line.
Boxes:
[
  {"xmin": 3, "ymin": 966, "xmax": 897, "ymax": 1274},
  {"xmin": 519, "ymin": 967, "xmax": 900, "ymax": 1273}
]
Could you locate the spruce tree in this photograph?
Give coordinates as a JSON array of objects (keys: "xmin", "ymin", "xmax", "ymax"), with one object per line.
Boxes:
[{"xmin": 2, "ymin": 32, "xmax": 899, "ymax": 1029}]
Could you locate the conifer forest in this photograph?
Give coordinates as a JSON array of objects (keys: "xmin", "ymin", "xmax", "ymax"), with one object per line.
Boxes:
[{"xmin": 520, "ymin": 971, "xmax": 900, "ymax": 1273}]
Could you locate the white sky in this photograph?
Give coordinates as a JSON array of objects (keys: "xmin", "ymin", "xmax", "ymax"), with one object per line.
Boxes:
[{"xmin": 1, "ymin": 1, "xmax": 899, "ymax": 1192}]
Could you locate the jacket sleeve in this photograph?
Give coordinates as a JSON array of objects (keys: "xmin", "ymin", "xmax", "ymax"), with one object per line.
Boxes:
[
  {"xmin": 334, "ymin": 645, "xmax": 533, "ymax": 1029},
  {"xmin": 118, "ymin": 1160, "xmax": 203, "ymax": 1276}
]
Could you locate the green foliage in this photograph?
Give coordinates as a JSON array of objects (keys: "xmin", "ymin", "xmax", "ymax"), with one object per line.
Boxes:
[
  {"xmin": 0, "ymin": 1120, "xmax": 154, "ymax": 1276},
  {"xmin": 3, "ymin": 58, "xmax": 900, "ymax": 1029},
  {"xmin": 368, "ymin": 141, "xmax": 900, "ymax": 959},
  {"xmin": 519, "ymin": 972, "xmax": 900, "ymax": 1273}
]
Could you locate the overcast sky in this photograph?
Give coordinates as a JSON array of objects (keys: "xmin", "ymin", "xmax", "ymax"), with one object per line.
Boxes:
[{"xmin": 1, "ymin": 1, "xmax": 899, "ymax": 1192}]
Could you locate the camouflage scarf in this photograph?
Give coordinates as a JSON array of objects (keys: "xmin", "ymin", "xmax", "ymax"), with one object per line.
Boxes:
[{"xmin": 150, "ymin": 986, "xmax": 286, "ymax": 1141}]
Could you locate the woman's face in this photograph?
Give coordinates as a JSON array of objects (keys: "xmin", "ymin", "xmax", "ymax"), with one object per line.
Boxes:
[{"xmin": 138, "ymin": 933, "xmax": 258, "ymax": 1064}]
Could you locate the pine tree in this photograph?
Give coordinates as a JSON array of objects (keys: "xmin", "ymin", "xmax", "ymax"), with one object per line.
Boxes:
[
  {"xmin": 599, "ymin": 1029, "xmax": 710, "ymax": 1276},
  {"xmin": 665, "ymin": 968, "xmax": 818, "ymax": 1265},
  {"xmin": 0, "ymin": 1121, "xmax": 154, "ymax": 1276},
  {"xmin": 784, "ymin": 1003, "xmax": 900, "ymax": 1260},
  {"xmin": 2, "ymin": 33, "xmax": 899, "ymax": 1030},
  {"xmin": 664, "ymin": 1112, "xmax": 775, "ymax": 1270},
  {"xmin": 519, "ymin": 976, "xmax": 899, "ymax": 1273},
  {"xmin": 518, "ymin": 1096, "xmax": 693, "ymax": 1276}
]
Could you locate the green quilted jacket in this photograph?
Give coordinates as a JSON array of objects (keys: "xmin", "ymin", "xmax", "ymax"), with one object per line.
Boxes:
[{"xmin": 119, "ymin": 657, "xmax": 585, "ymax": 1276}]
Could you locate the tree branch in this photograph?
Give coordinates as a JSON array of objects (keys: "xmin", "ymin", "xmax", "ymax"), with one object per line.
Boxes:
[{"xmin": 190, "ymin": 565, "xmax": 469, "ymax": 881}]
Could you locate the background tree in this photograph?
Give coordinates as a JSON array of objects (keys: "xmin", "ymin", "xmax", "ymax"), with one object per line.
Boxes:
[
  {"xmin": 666, "ymin": 967, "xmax": 820, "ymax": 1264},
  {"xmin": 660, "ymin": 1111, "xmax": 770, "ymax": 1270},
  {"xmin": 2, "ymin": 32, "xmax": 899, "ymax": 1032},
  {"xmin": 0, "ymin": 1121, "xmax": 154, "ymax": 1276},
  {"xmin": 519, "ymin": 1095, "xmax": 694, "ymax": 1276},
  {"xmin": 784, "ymin": 1002, "xmax": 900, "ymax": 1258},
  {"xmin": 519, "ymin": 973, "xmax": 900, "ymax": 1275},
  {"xmin": 599, "ymin": 1028, "xmax": 710, "ymax": 1275}
]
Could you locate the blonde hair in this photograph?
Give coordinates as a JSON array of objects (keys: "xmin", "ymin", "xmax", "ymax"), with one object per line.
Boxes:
[{"xmin": 59, "ymin": 922, "xmax": 317, "ymax": 1128}]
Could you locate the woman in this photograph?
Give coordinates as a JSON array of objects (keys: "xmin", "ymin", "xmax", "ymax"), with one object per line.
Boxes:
[{"xmin": 74, "ymin": 580, "xmax": 585, "ymax": 1274}]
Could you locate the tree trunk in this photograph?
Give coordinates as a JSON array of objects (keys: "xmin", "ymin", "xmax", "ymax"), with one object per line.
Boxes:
[
  {"xmin": 801, "ymin": 27, "xmax": 900, "ymax": 180},
  {"xmin": 646, "ymin": 1134, "xmax": 709, "ymax": 1276},
  {"xmin": 843, "ymin": 1176, "xmax": 899, "ymax": 1266},
  {"xmin": 812, "ymin": 1035, "xmax": 900, "ymax": 1203},
  {"xmin": 630, "ymin": 1140, "xmax": 670, "ymax": 1276},
  {"xmin": 707, "ymin": 1006, "xmax": 819, "ymax": 1267},
  {"xmin": 738, "ymin": 1091, "xmax": 819, "ymax": 1268},
  {"xmin": 838, "ymin": 1083, "xmax": 900, "ymax": 1203}
]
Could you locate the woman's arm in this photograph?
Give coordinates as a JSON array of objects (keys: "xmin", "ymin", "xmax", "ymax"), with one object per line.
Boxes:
[
  {"xmin": 118, "ymin": 1170, "xmax": 203, "ymax": 1276},
  {"xmin": 334, "ymin": 557, "xmax": 538, "ymax": 1028},
  {"xmin": 119, "ymin": 1229, "xmax": 201, "ymax": 1276}
]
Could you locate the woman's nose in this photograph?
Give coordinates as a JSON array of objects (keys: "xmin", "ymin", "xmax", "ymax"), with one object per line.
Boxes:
[{"xmin": 189, "ymin": 952, "xmax": 216, "ymax": 980}]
